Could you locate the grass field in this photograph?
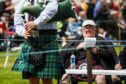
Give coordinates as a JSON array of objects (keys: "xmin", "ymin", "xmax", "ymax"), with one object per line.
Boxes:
[
  {"xmin": 0, "ymin": 51, "xmax": 29, "ymax": 84},
  {"xmin": 0, "ymin": 47, "xmax": 124, "ymax": 84}
]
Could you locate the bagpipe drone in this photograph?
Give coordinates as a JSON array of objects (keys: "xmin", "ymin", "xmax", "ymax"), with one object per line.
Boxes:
[{"xmin": 20, "ymin": 0, "xmax": 79, "ymax": 22}]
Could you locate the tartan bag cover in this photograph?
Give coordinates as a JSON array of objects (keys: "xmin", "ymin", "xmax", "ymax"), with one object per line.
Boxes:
[
  {"xmin": 12, "ymin": 34, "xmax": 65, "ymax": 79},
  {"xmin": 71, "ymin": 60, "xmax": 104, "ymax": 81}
]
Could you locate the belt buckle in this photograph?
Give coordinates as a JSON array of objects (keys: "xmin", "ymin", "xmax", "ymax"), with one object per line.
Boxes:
[{"xmin": 31, "ymin": 30, "xmax": 39, "ymax": 37}]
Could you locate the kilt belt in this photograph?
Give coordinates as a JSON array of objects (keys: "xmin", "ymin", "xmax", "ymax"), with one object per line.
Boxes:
[{"xmin": 26, "ymin": 29, "xmax": 57, "ymax": 48}]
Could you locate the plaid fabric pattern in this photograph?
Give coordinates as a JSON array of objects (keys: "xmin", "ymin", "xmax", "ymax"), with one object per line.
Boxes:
[
  {"xmin": 71, "ymin": 60, "xmax": 104, "ymax": 81},
  {"xmin": 12, "ymin": 34, "xmax": 65, "ymax": 79}
]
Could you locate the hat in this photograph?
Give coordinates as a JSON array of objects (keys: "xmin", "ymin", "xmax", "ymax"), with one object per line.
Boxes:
[{"xmin": 82, "ymin": 20, "xmax": 96, "ymax": 27}]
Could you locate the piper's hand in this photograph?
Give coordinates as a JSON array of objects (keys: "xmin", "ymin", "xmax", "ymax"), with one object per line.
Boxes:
[
  {"xmin": 25, "ymin": 21, "xmax": 36, "ymax": 32},
  {"xmin": 24, "ymin": 29, "xmax": 32, "ymax": 39},
  {"xmin": 76, "ymin": 42, "xmax": 85, "ymax": 50},
  {"xmin": 115, "ymin": 64, "xmax": 122, "ymax": 70}
]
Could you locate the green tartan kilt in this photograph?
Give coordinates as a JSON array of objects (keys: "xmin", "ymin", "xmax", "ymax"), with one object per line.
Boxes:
[{"xmin": 12, "ymin": 34, "xmax": 65, "ymax": 79}]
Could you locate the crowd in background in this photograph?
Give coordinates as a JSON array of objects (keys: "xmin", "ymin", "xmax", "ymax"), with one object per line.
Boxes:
[
  {"xmin": 0, "ymin": 0, "xmax": 126, "ymax": 50},
  {"xmin": 57, "ymin": 0, "xmax": 126, "ymax": 47},
  {"xmin": 0, "ymin": 0, "xmax": 22, "ymax": 51}
]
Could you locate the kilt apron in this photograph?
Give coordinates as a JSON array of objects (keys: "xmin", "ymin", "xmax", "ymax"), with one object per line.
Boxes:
[{"xmin": 12, "ymin": 33, "xmax": 65, "ymax": 79}]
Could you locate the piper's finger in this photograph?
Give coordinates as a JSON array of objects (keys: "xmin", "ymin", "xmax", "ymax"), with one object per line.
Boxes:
[
  {"xmin": 24, "ymin": 34, "xmax": 31, "ymax": 39},
  {"xmin": 27, "ymin": 27, "xmax": 32, "ymax": 32}
]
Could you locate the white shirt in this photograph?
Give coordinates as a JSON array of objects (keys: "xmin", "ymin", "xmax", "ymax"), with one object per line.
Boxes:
[
  {"xmin": 14, "ymin": 0, "xmax": 58, "ymax": 36},
  {"xmin": 11, "ymin": 0, "xmax": 19, "ymax": 5},
  {"xmin": 14, "ymin": 0, "xmax": 26, "ymax": 36},
  {"xmin": 34, "ymin": 0, "xmax": 58, "ymax": 28}
]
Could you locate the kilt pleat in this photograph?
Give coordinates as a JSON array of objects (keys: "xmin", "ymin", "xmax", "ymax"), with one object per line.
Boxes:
[{"xmin": 12, "ymin": 34, "xmax": 65, "ymax": 79}]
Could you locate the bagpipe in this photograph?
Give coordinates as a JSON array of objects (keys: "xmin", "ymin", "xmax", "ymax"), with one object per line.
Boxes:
[{"xmin": 20, "ymin": 0, "xmax": 78, "ymax": 22}]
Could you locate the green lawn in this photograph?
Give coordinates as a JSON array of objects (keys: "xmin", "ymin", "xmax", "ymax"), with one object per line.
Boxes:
[
  {"xmin": 0, "ymin": 47, "xmax": 124, "ymax": 84},
  {"xmin": 0, "ymin": 51, "xmax": 29, "ymax": 84},
  {"xmin": 0, "ymin": 50, "xmax": 95, "ymax": 84}
]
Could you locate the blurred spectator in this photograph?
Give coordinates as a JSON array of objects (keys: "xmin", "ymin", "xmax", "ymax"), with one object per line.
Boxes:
[
  {"xmin": 5, "ymin": 0, "xmax": 15, "ymax": 11},
  {"xmin": 121, "ymin": 0, "xmax": 126, "ymax": 20},
  {"xmin": 80, "ymin": 0, "xmax": 88, "ymax": 13},
  {"xmin": 86, "ymin": 0, "xmax": 96, "ymax": 19},
  {"xmin": 107, "ymin": 10, "xmax": 120, "ymax": 40},
  {"xmin": 61, "ymin": 20, "xmax": 117, "ymax": 84},
  {"xmin": 65, "ymin": 10, "xmax": 86, "ymax": 39},
  {"xmin": 0, "ymin": 12, "xmax": 10, "ymax": 50},
  {"xmin": 97, "ymin": 27, "xmax": 106, "ymax": 39},
  {"xmin": 78, "ymin": 10, "xmax": 87, "ymax": 25},
  {"xmin": 114, "ymin": 46, "xmax": 126, "ymax": 84},
  {"xmin": 65, "ymin": 17, "xmax": 82, "ymax": 39},
  {"xmin": 0, "ymin": 0, "xmax": 6, "ymax": 16},
  {"xmin": 117, "ymin": 12, "xmax": 126, "ymax": 41},
  {"xmin": 97, "ymin": 26, "xmax": 113, "ymax": 41},
  {"xmin": 57, "ymin": 20, "xmax": 68, "ymax": 47},
  {"xmin": 94, "ymin": 0, "xmax": 110, "ymax": 30}
]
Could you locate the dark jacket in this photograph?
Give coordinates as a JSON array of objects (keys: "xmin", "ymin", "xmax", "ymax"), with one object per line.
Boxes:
[
  {"xmin": 60, "ymin": 36, "xmax": 117, "ymax": 70},
  {"xmin": 119, "ymin": 46, "xmax": 126, "ymax": 68}
]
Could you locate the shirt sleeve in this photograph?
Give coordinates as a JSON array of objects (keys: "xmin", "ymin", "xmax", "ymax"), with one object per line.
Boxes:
[
  {"xmin": 14, "ymin": 0, "xmax": 26, "ymax": 13},
  {"xmin": 34, "ymin": 1, "xmax": 58, "ymax": 28},
  {"xmin": 14, "ymin": 0, "xmax": 26, "ymax": 37},
  {"xmin": 14, "ymin": 13, "xmax": 25, "ymax": 37}
]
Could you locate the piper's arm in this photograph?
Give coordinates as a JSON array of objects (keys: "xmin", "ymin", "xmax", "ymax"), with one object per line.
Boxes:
[
  {"xmin": 34, "ymin": 0, "xmax": 58, "ymax": 26},
  {"xmin": 14, "ymin": 0, "xmax": 26, "ymax": 14},
  {"xmin": 14, "ymin": 13, "xmax": 26, "ymax": 37},
  {"xmin": 14, "ymin": 0, "xmax": 26, "ymax": 37}
]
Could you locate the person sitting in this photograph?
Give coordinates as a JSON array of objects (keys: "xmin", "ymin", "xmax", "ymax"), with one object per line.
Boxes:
[
  {"xmin": 115, "ymin": 46, "xmax": 126, "ymax": 84},
  {"xmin": 61, "ymin": 20, "xmax": 117, "ymax": 84}
]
